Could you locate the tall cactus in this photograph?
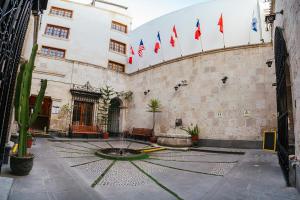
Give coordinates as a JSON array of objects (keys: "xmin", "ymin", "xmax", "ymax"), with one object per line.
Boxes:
[{"xmin": 14, "ymin": 44, "xmax": 47, "ymax": 157}]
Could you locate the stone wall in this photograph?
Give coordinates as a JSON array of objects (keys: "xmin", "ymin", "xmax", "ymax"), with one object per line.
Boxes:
[
  {"xmin": 127, "ymin": 44, "xmax": 276, "ymax": 141},
  {"xmin": 274, "ymin": 0, "xmax": 300, "ymax": 158},
  {"xmin": 30, "ymin": 55, "xmax": 129, "ymax": 132}
]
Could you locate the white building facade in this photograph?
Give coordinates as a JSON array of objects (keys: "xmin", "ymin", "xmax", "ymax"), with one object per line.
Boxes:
[
  {"xmin": 21, "ymin": 0, "xmax": 132, "ymax": 132},
  {"xmin": 19, "ymin": 0, "xmax": 278, "ymax": 147}
]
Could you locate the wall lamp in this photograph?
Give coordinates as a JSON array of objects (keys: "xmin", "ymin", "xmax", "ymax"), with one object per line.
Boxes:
[
  {"xmin": 221, "ymin": 76, "xmax": 228, "ymax": 84},
  {"xmin": 266, "ymin": 59, "xmax": 273, "ymax": 67},
  {"xmin": 265, "ymin": 10, "xmax": 283, "ymax": 31},
  {"xmin": 174, "ymin": 80, "xmax": 188, "ymax": 91},
  {"xmin": 144, "ymin": 90, "xmax": 150, "ymax": 95}
]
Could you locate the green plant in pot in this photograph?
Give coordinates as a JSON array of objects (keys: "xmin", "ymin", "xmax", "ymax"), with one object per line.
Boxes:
[
  {"xmin": 99, "ymin": 85, "xmax": 115, "ymax": 139},
  {"xmin": 181, "ymin": 124, "xmax": 200, "ymax": 144},
  {"xmin": 147, "ymin": 99, "xmax": 162, "ymax": 137},
  {"xmin": 10, "ymin": 44, "xmax": 47, "ymax": 176}
]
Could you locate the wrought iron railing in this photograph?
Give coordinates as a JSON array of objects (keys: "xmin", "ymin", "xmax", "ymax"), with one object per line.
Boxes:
[{"xmin": 0, "ymin": 0, "xmax": 34, "ymax": 172}]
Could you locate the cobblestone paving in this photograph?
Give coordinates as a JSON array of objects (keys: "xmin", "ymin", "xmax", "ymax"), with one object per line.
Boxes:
[
  {"xmin": 4, "ymin": 138, "xmax": 299, "ymax": 200},
  {"xmin": 52, "ymin": 140, "xmax": 243, "ymax": 200}
]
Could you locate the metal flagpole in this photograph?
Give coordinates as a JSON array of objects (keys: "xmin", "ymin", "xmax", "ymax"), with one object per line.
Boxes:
[
  {"xmin": 256, "ymin": 0, "xmax": 264, "ymax": 43},
  {"xmin": 222, "ymin": 33, "xmax": 225, "ymax": 48},
  {"xmin": 158, "ymin": 32, "xmax": 165, "ymax": 62},
  {"xmin": 248, "ymin": 10, "xmax": 255, "ymax": 44},
  {"xmin": 221, "ymin": 15, "xmax": 225, "ymax": 48},
  {"xmin": 200, "ymin": 36, "xmax": 204, "ymax": 52},
  {"xmin": 177, "ymin": 33, "xmax": 183, "ymax": 56}
]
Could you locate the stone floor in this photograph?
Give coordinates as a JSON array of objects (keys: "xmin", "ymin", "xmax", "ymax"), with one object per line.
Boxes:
[{"xmin": 1, "ymin": 138, "xmax": 299, "ymax": 200}]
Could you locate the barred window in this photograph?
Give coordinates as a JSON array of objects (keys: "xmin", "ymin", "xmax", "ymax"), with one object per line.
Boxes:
[
  {"xmin": 111, "ymin": 21, "xmax": 127, "ymax": 33},
  {"xmin": 108, "ymin": 61, "xmax": 125, "ymax": 72},
  {"xmin": 45, "ymin": 24, "xmax": 69, "ymax": 39},
  {"xmin": 41, "ymin": 46, "xmax": 65, "ymax": 58},
  {"xmin": 50, "ymin": 7, "xmax": 73, "ymax": 18},
  {"xmin": 109, "ymin": 40, "xmax": 126, "ymax": 54}
]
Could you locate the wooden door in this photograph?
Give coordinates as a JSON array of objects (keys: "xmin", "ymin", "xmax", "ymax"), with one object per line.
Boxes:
[{"xmin": 72, "ymin": 101, "xmax": 94, "ymax": 126}]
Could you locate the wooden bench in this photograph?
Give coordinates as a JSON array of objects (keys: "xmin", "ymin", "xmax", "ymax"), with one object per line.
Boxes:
[
  {"xmin": 69, "ymin": 124, "xmax": 102, "ymax": 138},
  {"xmin": 127, "ymin": 128, "xmax": 153, "ymax": 141}
]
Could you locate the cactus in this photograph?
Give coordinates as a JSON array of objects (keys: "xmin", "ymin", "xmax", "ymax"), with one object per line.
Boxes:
[{"xmin": 14, "ymin": 44, "xmax": 47, "ymax": 157}]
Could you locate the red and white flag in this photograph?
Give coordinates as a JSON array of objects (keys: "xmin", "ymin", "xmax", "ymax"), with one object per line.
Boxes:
[
  {"xmin": 154, "ymin": 32, "xmax": 161, "ymax": 54},
  {"xmin": 138, "ymin": 39, "xmax": 145, "ymax": 57},
  {"xmin": 128, "ymin": 46, "xmax": 134, "ymax": 64},
  {"xmin": 195, "ymin": 19, "xmax": 201, "ymax": 40},
  {"xmin": 218, "ymin": 14, "xmax": 224, "ymax": 33},
  {"xmin": 170, "ymin": 25, "xmax": 178, "ymax": 47}
]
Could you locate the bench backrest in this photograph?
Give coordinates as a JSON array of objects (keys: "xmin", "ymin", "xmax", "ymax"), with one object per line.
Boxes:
[
  {"xmin": 72, "ymin": 125, "xmax": 98, "ymax": 132},
  {"xmin": 132, "ymin": 128, "xmax": 153, "ymax": 136}
]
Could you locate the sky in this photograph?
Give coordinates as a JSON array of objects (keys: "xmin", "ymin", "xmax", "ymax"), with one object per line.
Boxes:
[{"xmin": 72, "ymin": 0, "xmax": 211, "ymax": 29}]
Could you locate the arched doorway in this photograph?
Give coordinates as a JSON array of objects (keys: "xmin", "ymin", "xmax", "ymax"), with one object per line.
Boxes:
[
  {"xmin": 108, "ymin": 98, "xmax": 122, "ymax": 135},
  {"xmin": 274, "ymin": 27, "xmax": 295, "ymax": 186}
]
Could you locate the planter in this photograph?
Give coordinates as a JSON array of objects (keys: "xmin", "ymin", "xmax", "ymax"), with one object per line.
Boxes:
[
  {"xmin": 27, "ymin": 136, "xmax": 33, "ymax": 148},
  {"xmin": 10, "ymin": 154, "xmax": 34, "ymax": 176},
  {"xmin": 103, "ymin": 132, "xmax": 109, "ymax": 139},
  {"xmin": 150, "ymin": 136, "xmax": 157, "ymax": 143},
  {"xmin": 191, "ymin": 135, "xmax": 199, "ymax": 145}
]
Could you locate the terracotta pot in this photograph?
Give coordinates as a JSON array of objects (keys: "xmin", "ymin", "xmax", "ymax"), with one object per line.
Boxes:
[
  {"xmin": 103, "ymin": 132, "xmax": 109, "ymax": 139},
  {"xmin": 27, "ymin": 137, "xmax": 33, "ymax": 148},
  {"xmin": 191, "ymin": 135, "xmax": 199, "ymax": 142},
  {"xmin": 10, "ymin": 154, "xmax": 34, "ymax": 176},
  {"xmin": 150, "ymin": 136, "xmax": 157, "ymax": 143}
]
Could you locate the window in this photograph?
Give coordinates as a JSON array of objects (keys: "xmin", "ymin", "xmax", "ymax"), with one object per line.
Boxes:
[
  {"xmin": 41, "ymin": 46, "xmax": 66, "ymax": 58},
  {"xmin": 111, "ymin": 21, "xmax": 127, "ymax": 33},
  {"xmin": 109, "ymin": 40, "xmax": 126, "ymax": 54},
  {"xmin": 45, "ymin": 24, "xmax": 69, "ymax": 39},
  {"xmin": 108, "ymin": 61, "xmax": 125, "ymax": 72},
  {"xmin": 50, "ymin": 6, "xmax": 73, "ymax": 18}
]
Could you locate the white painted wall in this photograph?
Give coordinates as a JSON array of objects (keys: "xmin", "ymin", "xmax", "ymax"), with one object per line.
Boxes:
[
  {"xmin": 127, "ymin": 0, "xmax": 272, "ymax": 73},
  {"xmin": 23, "ymin": 0, "xmax": 131, "ymax": 68}
]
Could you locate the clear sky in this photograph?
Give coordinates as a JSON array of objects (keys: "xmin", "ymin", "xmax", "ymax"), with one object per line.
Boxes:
[{"xmin": 72, "ymin": 0, "xmax": 211, "ymax": 29}]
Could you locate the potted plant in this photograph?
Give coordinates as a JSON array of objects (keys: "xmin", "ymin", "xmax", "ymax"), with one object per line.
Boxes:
[
  {"xmin": 147, "ymin": 99, "xmax": 162, "ymax": 140},
  {"xmin": 181, "ymin": 124, "xmax": 200, "ymax": 144},
  {"xmin": 10, "ymin": 44, "xmax": 47, "ymax": 176},
  {"xmin": 27, "ymin": 133, "xmax": 33, "ymax": 148},
  {"xmin": 98, "ymin": 85, "xmax": 115, "ymax": 139}
]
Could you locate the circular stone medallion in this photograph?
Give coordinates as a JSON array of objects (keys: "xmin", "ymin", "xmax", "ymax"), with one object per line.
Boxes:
[{"xmin": 95, "ymin": 148, "xmax": 149, "ymax": 161}]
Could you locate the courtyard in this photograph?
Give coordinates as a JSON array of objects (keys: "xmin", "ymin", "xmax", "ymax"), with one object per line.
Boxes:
[
  {"xmin": 1, "ymin": 0, "xmax": 300, "ymax": 199},
  {"xmin": 1, "ymin": 138, "xmax": 298, "ymax": 200}
]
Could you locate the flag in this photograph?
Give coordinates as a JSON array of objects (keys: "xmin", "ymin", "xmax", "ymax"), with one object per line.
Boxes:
[
  {"xmin": 128, "ymin": 46, "xmax": 134, "ymax": 64},
  {"xmin": 170, "ymin": 25, "xmax": 178, "ymax": 47},
  {"xmin": 195, "ymin": 19, "xmax": 201, "ymax": 40},
  {"xmin": 130, "ymin": 46, "xmax": 135, "ymax": 55},
  {"xmin": 251, "ymin": 16, "xmax": 258, "ymax": 32},
  {"xmin": 218, "ymin": 14, "xmax": 223, "ymax": 33},
  {"xmin": 128, "ymin": 57, "xmax": 133, "ymax": 64},
  {"xmin": 154, "ymin": 32, "xmax": 161, "ymax": 53},
  {"xmin": 138, "ymin": 40, "xmax": 144, "ymax": 57}
]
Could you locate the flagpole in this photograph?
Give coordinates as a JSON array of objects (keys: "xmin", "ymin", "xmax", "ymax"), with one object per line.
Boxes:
[
  {"xmin": 158, "ymin": 32, "xmax": 165, "ymax": 62},
  {"xmin": 200, "ymin": 37, "xmax": 204, "ymax": 52},
  {"xmin": 160, "ymin": 44, "xmax": 165, "ymax": 62},
  {"xmin": 222, "ymin": 33, "xmax": 225, "ymax": 48},
  {"xmin": 256, "ymin": 0, "xmax": 264, "ymax": 43},
  {"xmin": 177, "ymin": 35, "xmax": 183, "ymax": 57},
  {"xmin": 248, "ymin": 10, "xmax": 255, "ymax": 44}
]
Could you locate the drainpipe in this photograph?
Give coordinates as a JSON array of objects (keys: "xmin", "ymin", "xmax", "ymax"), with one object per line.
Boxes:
[{"xmin": 33, "ymin": 15, "xmax": 39, "ymax": 45}]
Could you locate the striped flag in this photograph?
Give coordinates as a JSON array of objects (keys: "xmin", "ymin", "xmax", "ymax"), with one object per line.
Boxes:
[
  {"xmin": 138, "ymin": 39, "xmax": 144, "ymax": 57},
  {"xmin": 195, "ymin": 19, "xmax": 201, "ymax": 40},
  {"xmin": 154, "ymin": 32, "xmax": 161, "ymax": 53},
  {"xmin": 128, "ymin": 46, "xmax": 134, "ymax": 64},
  {"xmin": 170, "ymin": 25, "xmax": 178, "ymax": 47}
]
